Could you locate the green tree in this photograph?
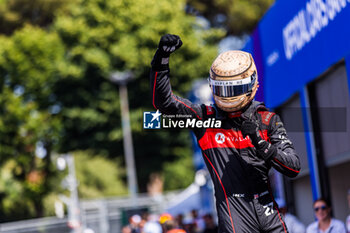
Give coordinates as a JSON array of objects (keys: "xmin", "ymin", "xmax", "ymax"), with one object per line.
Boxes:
[
  {"xmin": 74, "ymin": 151, "xmax": 127, "ymax": 199},
  {"xmin": 0, "ymin": 26, "xmax": 66, "ymax": 220},
  {"xmin": 187, "ymin": 0, "xmax": 275, "ymax": 35},
  {"xmin": 0, "ymin": 0, "xmax": 76, "ymax": 35}
]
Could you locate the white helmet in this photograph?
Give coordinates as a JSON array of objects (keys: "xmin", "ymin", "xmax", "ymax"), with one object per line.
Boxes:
[{"xmin": 209, "ymin": 50, "xmax": 258, "ymax": 112}]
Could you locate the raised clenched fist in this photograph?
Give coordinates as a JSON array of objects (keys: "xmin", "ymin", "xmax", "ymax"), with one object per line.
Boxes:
[{"xmin": 158, "ymin": 34, "xmax": 183, "ymax": 56}]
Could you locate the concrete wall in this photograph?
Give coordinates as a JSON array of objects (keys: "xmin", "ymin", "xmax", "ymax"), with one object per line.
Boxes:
[{"xmin": 293, "ymin": 175, "xmax": 314, "ymax": 226}]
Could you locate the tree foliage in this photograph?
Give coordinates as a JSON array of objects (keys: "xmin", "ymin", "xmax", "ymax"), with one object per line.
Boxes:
[
  {"xmin": 0, "ymin": 0, "xmax": 75, "ymax": 35},
  {"xmin": 187, "ymin": 0, "xmax": 275, "ymax": 35},
  {"xmin": 74, "ymin": 151, "xmax": 128, "ymax": 199},
  {"xmin": 0, "ymin": 27, "xmax": 66, "ymax": 220}
]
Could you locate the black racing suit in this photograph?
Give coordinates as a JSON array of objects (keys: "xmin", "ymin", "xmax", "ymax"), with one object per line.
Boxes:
[{"xmin": 150, "ymin": 68, "xmax": 301, "ymax": 233}]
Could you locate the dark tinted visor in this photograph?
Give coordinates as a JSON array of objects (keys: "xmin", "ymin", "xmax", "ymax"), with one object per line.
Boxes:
[{"xmin": 209, "ymin": 72, "xmax": 256, "ymax": 97}]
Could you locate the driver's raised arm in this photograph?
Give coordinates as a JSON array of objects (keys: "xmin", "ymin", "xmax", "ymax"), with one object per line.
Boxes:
[{"xmin": 150, "ymin": 34, "xmax": 203, "ymax": 120}]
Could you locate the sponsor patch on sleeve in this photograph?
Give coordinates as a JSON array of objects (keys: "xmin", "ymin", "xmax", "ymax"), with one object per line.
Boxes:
[{"xmin": 259, "ymin": 111, "xmax": 275, "ymax": 125}]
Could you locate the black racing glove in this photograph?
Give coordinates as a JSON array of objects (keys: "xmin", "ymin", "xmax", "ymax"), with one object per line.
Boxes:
[
  {"xmin": 241, "ymin": 120, "xmax": 277, "ymax": 161},
  {"xmin": 151, "ymin": 34, "xmax": 183, "ymax": 71},
  {"xmin": 241, "ymin": 121, "xmax": 261, "ymax": 146}
]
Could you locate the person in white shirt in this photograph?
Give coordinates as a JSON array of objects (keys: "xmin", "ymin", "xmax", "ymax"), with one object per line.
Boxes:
[
  {"xmin": 306, "ymin": 198, "xmax": 346, "ymax": 233},
  {"xmin": 142, "ymin": 213, "xmax": 162, "ymax": 233}
]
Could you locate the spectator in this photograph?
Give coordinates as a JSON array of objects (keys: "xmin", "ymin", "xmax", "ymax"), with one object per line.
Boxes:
[
  {"xmin": 129, "ymin": 214, "xmax": 142, "ymax": 233},
  {"xmin": 159, "ymin": 213, "xmax": 186, "ymax": 233},
  {"xmin": 191, "ymin": 209, "xmax": 205, "ymax": 233},
  {"xmin": 176, "ymin": 213, "xmax": 185, "ymax": 230},
  {"xmin": 276, "ymin": 198, "xmax": 305, "ymax": 233},
  {"xmin": 181, "ymin": 215, "xmax": 196, "ymax": 233},
  {"xmin": 306, "ymin": 198, "xmax": 346, "ymax": 233},
  {"xmin": 122, "ymin": 225, "xmax": 132, "ymax": 233},
  {"xmin": 163, "ymin": 219, "xmax": 186, "ymax": 233},
  {"xmin": 203, "ymin": 213, "xmax": 218, "ymax": 233},
  {"xmin": 142, "ymin": 212, "xmax": 162, "ymax": 233}
]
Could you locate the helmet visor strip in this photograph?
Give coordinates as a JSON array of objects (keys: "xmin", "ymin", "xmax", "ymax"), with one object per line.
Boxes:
[{"xmin": 209, "ymin": 72, "xmax": 256, "ymax": 97}]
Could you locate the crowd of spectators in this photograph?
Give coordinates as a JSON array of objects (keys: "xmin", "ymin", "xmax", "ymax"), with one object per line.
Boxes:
[
  {"xmin": 121, "ymin": 191, "xmax": 350, "ymax": 233},
  {"xmin": 121, "ymin": 209, "xmax": 217, "ymax": 233}
]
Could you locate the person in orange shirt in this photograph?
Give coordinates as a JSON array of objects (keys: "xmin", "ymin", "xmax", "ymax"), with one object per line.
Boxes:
[{"xmin": 159, "ymin": 213, "xmax": 186, "ymax": 233}]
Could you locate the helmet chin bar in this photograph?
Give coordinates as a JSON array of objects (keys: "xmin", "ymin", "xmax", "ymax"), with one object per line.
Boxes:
[
  {"xmin": 213, "ymin": 84, "xmax": 257, "ymax": 112},
  {"xmin": 214, "ymin": 95, "xmax": 248, "ymax": 112}
]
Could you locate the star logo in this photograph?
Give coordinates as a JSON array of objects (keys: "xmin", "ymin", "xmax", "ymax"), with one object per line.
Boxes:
[
  {"xmin": 151, "ymin": 110, "xmax": 162, "ymax": 122},
  {"xmin": 143, "ymin": 110, "xmax": 162, "ymax": 129}
]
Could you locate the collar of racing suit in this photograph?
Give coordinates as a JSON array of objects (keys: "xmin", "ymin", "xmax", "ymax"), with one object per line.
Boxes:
[{"xmin": 212, "ymin": 100, "xmax": 269, "ymax": 121}]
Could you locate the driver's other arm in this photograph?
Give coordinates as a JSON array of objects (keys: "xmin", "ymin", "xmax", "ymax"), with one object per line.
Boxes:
[{"xmin": 241, "ymin": 115, "xmax": 301, "ymax": 177}]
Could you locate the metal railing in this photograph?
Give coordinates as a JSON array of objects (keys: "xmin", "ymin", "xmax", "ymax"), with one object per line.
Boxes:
[
  {"xmin": 0, "ymin": 191, "xmax": 182, "ymax": 233},
  {"xmin": 0, "ymin": 216, "xmax": 70, "ymax": 233}
]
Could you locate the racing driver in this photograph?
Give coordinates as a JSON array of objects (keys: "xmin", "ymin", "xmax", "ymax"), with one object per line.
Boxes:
[{"xmin": 150, "ymin": 34, "xmax": 301, "ymax": 233}]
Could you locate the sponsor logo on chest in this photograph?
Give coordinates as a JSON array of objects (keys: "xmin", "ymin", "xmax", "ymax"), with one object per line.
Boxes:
[{"xmin": 214, "ymin": 132, "xmax": 251, "ymax": 144}]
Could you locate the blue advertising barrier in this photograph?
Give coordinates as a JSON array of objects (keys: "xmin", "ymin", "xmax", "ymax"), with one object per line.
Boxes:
[
  {"xmin": 244, "ymin": 0, "xmax": 350, "ymax": 108},
  {"xmin": 241, "ymin": 0, "xmax": 350, "ymax": 204}
]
